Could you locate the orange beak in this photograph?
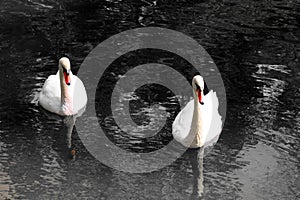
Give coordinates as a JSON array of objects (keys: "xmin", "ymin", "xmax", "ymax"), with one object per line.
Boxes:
[
  {"xmin": 64, "ymin": 71, "xmax": 71, "ymax": 86},
  {"xmin": 197, "ymin": 89, "xmax": 204, "ymax": 105}
]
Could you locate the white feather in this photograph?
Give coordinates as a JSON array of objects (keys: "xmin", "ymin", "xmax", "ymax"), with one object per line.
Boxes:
[
  {"xmin": 39, "ymin": 59, "xmax": 87, "ymax": 116},
  {"xmin": 172, "ymin": 90, "xmax": 222, "ymax": 148}
]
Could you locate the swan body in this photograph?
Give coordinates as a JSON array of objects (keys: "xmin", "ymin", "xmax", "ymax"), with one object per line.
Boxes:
[
  {"xmin": 172, "ymin": 75, "xmax": 222, "ymax": 148},
  {"xmin": 39, "ymin": 57, "xmax": 87, "ymax": 116}
]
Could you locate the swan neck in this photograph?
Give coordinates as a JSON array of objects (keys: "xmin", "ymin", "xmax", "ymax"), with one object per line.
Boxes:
[
  {"xmin": 59, "ymin": 70, "xmax": 73, "ymax": 115},
  {"xmin": 187, "ymin": 93, "xmax": 203, "ymax": 147},
  {"xmin": 193, "ymin": 94, "xmax": 202, "ymax": 128}
]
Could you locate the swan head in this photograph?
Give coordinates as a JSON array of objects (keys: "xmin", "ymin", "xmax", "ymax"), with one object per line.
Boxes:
[
  {"xmin": 59, "ymin": 57, "xmax": 71, "ymax": 86},
  {"xmin": 192, "ymin": 75, "xmax": 204, "ymax": 105}
]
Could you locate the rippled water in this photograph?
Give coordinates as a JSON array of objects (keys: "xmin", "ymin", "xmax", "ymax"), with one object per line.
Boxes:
[{"xmin": 0, "ymin": 0, "xmax": 299, "ymax": 199}]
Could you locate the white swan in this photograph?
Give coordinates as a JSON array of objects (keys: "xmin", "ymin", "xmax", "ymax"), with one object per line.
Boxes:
[
  {"xmin": 172, "ymin": 75, "xmax": 222, "ymax": 148},
  {"xmin": 39, "ymin": 57, "xmax": 87, "ymax": 116}
]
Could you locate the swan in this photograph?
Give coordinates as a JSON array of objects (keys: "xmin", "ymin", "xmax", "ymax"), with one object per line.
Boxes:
[
  {"xmin": 39, "ymin": 57, "xmax": 87, "ymax": 116},
  {"xmin": 172, "ymin": 75, "xmax": 222, "ymax": 148}
]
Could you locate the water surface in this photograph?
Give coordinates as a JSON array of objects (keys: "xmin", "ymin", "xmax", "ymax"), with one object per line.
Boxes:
[{"xmin": 0, "ymin": 0, "xmax": 299, "ymax": 199}]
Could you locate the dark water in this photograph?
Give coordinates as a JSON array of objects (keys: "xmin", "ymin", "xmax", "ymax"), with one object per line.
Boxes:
[{"xmin": 0, "ymin": 0, "xmax": 299, "ymax": 199}]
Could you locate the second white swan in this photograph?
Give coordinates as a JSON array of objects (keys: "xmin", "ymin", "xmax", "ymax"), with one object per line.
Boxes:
[
  {"xmin": 39, "ymin": 57, "xmax": 87, "ymax": 116},
  {"xmin": 172, "ymin": 75, "xmax": 222, "ymax": 148}
]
